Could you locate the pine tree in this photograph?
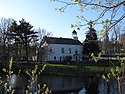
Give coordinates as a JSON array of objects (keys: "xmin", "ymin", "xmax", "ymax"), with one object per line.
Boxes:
[
  {"xmin": 8, "ymin": 19, "xmax": 38, "ymax": 62},
  {"xmin": 83, "ymin": 26, "xmax": 100, "ymax": 56}
]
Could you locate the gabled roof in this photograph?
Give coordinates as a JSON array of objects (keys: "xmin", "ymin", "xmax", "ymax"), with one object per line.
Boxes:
[{"xmin": 42, "ymin": 37, "xmax": 82, "ymax": 45}]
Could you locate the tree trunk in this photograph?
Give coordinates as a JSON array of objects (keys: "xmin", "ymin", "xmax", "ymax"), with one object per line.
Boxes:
[
  {"xmin": 3, "ymin": 39, "xmax": 6, "ymax": 55},
  {"xmin": 118, "ymin": 80, "xmax": 122, "ymax": 94},
  {"xmin": 25, "ymin": 38, "xmax": 29, "ymax": 63}
]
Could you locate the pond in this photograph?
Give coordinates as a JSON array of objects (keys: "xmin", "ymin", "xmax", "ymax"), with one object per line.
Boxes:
[{"xmin": 0, "ymin": 73, "xmax": 123, "ymax": 94}]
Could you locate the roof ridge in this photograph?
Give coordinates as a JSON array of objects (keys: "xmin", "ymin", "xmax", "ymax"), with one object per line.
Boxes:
[
  {"xmin": 46, "ymin": 37, "xmax": 73, "ymax": 40},
  {"xmin": 44, "ymin": 37, "xmax": 82, "ymax": 45}
]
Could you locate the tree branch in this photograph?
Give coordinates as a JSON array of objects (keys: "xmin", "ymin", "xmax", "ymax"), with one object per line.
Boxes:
[{"xmin": 109, "ymin": 13, "xmax": 125, "ymax": 31}]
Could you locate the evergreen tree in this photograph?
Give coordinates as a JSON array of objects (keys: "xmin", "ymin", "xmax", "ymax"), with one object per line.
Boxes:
[
  {"xmin": 8, "ymin": 19, "xmax": 38, "ymax": 62},
  {"xmin": 83, "ymin": 25, "xmax": 100, "ymax": 56}
]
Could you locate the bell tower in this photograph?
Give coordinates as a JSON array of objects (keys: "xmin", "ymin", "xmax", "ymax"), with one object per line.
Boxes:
[{"xmin": 72, "ymin": 30, "xmax": 78, "ymax": 40}]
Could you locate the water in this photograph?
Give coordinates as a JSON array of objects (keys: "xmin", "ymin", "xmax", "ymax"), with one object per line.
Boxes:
[{"xmin": 0, "ymin": 74, "xmax": 123, "ymax": 94}]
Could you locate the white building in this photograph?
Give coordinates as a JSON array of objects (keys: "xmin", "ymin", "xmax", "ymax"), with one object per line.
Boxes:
[{"xmin": 39, "ymin": 36, "xmax": 83, "ymax": 62}]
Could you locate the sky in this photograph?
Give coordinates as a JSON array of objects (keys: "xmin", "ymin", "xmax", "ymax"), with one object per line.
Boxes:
[{"xmin": 0, "ymin": 0, "xmax": 124, "ymax": 42}]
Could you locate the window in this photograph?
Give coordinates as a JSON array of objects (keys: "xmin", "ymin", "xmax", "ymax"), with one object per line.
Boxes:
[
  {"xmin": 75, "ymin": 50, "xmax": 78, "ymax": 54},
  {"xmin": 68, "ymin": 48, "xmax": 71, "ymax": 54},
  {"xmin": 50, "ymin": 48, "xmax": 52, "ymax": 52},
  {"xmin": 60, "ymin": 57, "xmax": 62, "ymax": 61},
  {"xmin": 61, "ymin": 48, "xmax": 64, "ymax": 54},
  {"xmin": 54, "ymin": 56, "xmax": 56, "ymax": 60}
]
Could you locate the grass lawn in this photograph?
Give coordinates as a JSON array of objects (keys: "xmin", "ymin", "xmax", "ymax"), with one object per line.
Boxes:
[
  {"xmin": 12, "ymin": 63, "xmax": 113, "ymax": 76},
  {"xmin": 43, "ymin": 64, "xmax": 111, "ymax": 75},
  {"xmin": 84, "ymin": 66, "xmax": 111, "ymax": 73}
]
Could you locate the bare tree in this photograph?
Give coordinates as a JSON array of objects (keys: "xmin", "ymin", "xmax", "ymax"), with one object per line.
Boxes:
[
  {"xmin": 37, "ymin": 28, "xmax": 53, "ymax": 42},
  {"xmin": 0, "ymin": 17, "xmax": 12, "ymax": 61},
  {"xmin": 36, "ymin": 28, "xmax": 53, "ymax": 62},
  {"xmin": 120, "ymin": 25, "xmax": 125, "ymax": 52},
  {"xmin": 37, "ymin": 28, "xmax": 53, "ymax": 48},
  {"xmin": 113, "ymin": 23, "xmax": 122, "ymax": 53}
]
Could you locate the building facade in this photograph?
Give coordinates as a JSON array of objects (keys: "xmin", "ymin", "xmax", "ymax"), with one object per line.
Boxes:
[{"xmin": 39, "ymin": 37, "xmax": 83, "ymax": 62}]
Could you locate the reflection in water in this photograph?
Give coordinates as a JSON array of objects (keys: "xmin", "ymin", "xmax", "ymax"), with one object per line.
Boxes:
[
  {"xmin": 0, "ymin": 74, "xmax": 121, "ymax": 94},
  {"xmin": 38, "ymin": 75, "xmax": 85, "ymax": 93},
  {"xmin": 84, "ymin": 77, "xmax": 99, "ymax": 94},
  {"xmin": 78, "ymin": 88, "xmax": 86, "ymax": 94}
]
